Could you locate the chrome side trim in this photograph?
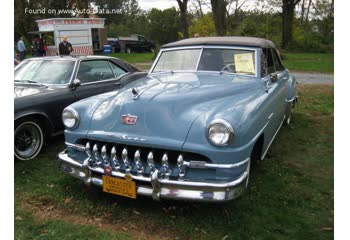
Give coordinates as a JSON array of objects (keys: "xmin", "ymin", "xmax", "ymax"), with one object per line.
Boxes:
[
  {"xmin": 160, "ymin": 171, "xmax": 248, "ymax": 188},
  {"xmin": 65, "ymin": 141, "xmax": 85, "ymax": 151},
  {"xmin": 261, "ymin": 115, "xmax": 285, "ymax": 160},
  {"xmin": 285, "ymin": 96, "xmax": 296, "ymax": 103},
  {"xmin": 184, "ymin": 157, "xmax": 250, "ymax": 169}
]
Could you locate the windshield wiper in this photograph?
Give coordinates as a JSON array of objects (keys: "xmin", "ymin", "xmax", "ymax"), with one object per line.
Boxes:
[
  {"xmin": 152, "ymin": 70, "xmax": 174, "ymax": 74},
  {"xmin": 15, "ymin": 80, "xmax": 47, "ymax": 86}
]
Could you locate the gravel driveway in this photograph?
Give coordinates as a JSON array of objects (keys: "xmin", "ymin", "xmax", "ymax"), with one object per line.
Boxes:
[{"xmin": 292, "ymin": 72, "xmax": 334, "ymax": 85}]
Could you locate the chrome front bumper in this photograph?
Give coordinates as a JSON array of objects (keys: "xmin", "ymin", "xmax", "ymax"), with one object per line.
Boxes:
[{"xmin": 58, "ymin": 149, "xmax": 249, "ymax": 202}]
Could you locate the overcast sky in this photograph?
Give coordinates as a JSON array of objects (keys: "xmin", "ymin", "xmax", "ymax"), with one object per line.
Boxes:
[
  {"xmin": 137, "ymin": 0, "xmax": 259, "ymax": 13},
  {"xmin": 138, "ymin": 0, "xmax": 178, "ymax": 10}
]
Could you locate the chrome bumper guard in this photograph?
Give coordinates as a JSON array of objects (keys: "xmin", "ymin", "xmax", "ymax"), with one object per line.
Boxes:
[{"xmin": 58, "ymin": 149, "xmax": 249, "ymax": 202}]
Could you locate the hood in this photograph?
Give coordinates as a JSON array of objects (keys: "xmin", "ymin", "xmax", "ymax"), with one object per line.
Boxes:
[
  {"xmin": 14, "ymin": 83, "xmax": 53, "ymax": 98},
  {"xmin": 87, "ymin": 72, "xmax": 261, "ymax": 149}
]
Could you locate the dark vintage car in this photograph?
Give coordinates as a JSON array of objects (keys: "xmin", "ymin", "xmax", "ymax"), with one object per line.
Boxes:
[
  {"xmin": 15, "ymin": 55, "xmax": 145, "ymax": 160},
  {"xmin": 58, "ymin": 37, "xmax": 298, "ymax": 202},
  {"xmin": 108, "ymin": 35, "xmax": 155, "ymax": 53}
]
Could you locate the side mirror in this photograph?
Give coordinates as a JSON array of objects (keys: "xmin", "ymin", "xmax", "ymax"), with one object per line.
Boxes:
[
  {"xmin": 271, "ymin": 73, "xmax": 278, "ymax": 83},
  {"xmin": 70, "ymin": 79, "xmax": 81, "ymax": 90}
]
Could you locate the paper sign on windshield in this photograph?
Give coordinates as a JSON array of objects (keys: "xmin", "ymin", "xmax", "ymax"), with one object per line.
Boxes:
[{"xmin": 234, "ymin": 53, "xmax": 255, "ymax": 74}]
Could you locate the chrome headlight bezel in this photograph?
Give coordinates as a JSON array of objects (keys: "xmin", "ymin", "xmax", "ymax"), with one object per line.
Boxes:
[
  {"xmin": 207, "ymin": 119, "xmax": 234, "ymax": 146},
  {"xmin": 62, "ymin": 107, "xmax": 79, "ymax": 129}
]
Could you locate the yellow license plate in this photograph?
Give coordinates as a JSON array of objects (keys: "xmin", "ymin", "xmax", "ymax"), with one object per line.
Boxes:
[{"xmin": 102, "ymin": 175, "xmax": 136, "ymax": 199}]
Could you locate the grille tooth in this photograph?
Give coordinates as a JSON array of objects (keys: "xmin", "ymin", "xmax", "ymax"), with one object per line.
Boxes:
[
  {"xmin": 111, "ymin": 146, "xmax": 120, "ymax": 170},
  {"xmin": 134, "ymin": 149, "xmax": 144, "ymax": 174},
  {"xmin": 161, "ymin": 153, "xmax": 171, "ymax": 179},
  {"xmin": 147, "ymin": 151, "xmax": 155, "ymax": 173},
  {"xmin": 177, "ymin": 154, "xmax": 185, "ymax": 177},
  {"xmin": 85, "ymin": 142, "xmax": 92, "ymax": 157},
  {"xmin": 122, "ymin": 148, "xmax": 131, "ymax": 173},
  {"xmin": 101, "ymin": 145, "xmax": 108, "ymax": 165},
  {"xmin": 93, "ymin": 144, "xmax": 102, "ymax": 165}
]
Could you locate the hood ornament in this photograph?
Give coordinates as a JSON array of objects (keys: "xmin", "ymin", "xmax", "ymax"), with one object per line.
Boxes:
[
  {"xmin": 122, "ymin": 114, "xmax": 138, "ymax": 125},
  {"xmin": 132, "ymin": 88, "xmax": 139, "ymax": 99}
]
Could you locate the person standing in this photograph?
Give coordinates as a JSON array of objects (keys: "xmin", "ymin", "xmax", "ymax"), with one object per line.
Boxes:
[
  {"xmin": 59, "ymin": 36, "xmax": 73, "ymax": 55},
  {"xmin": 17, "ymin": 37, "xmax": 26, "ymax": 60},
  {"xmin": 38, "ymin": 38, "xmax": 47, "ymax": 56}
]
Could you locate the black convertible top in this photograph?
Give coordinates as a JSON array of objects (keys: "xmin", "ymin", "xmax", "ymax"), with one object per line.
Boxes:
[{"xmin": 162, "ymin": 36, "xmax": 275, "ymax": 49}]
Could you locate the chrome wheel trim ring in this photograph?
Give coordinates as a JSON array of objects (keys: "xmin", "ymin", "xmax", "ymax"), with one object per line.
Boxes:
[{"xmin": 14, "ymin": 121, "xmax": 43, "ymax": 160}]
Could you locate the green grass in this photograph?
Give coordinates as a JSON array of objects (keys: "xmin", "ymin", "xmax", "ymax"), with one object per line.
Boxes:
[
  {"xmin": 282, "ymin": 52, "xmax": 334, "ymax": 73},
  {"xmin": 108, "ymin": 52, "xmax": 155, "ymax": 64},
  {"xmin": 15, "ymin": 85, "xmax": 333, "ymax": 240}
]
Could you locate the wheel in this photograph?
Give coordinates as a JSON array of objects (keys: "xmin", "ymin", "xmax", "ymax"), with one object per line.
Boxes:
[
  {"xmin": 14, "ymin": 119, "xmax": 44, "ymax": 160},
  {"xmin": 284, "ymin": 103, "xmax": 292, "ymax": 126},
  {"xmin": 126, "ymin": 47, "xmax": 132, "ymax": 54}
]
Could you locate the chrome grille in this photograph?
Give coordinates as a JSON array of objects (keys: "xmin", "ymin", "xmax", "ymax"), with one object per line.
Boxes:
[{"xmin": 74, "ymin": 139, "xmax": 211, "ymax": 179}]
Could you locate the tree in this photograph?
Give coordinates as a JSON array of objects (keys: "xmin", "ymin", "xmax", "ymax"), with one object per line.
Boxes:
[
  {"xmin": 210, "ymin": 0, "xmax": 227, "ymax": 35},
  {"xmin": 189, "ymin": 13, "xmax": 216, "ymax": 37},
  {"xmin": 281, "ymin": 0, "xmax": 301, "ymax": 48},
  {"xmin": 176, "ymin": 0, "xmax": 189, "ymax": 38},
  {"xmin": 226, "ymin": 0, "xmax": 250, "ymax": 34},
  {"xmin": 147, "ymin": 8, "xmax": 181, "ymax": 45},
  {"xmin": 92, "ymin": 0, "xmax": 136, "ymax": 24}
]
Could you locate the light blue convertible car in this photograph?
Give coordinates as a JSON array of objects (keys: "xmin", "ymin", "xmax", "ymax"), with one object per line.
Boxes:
[{"xmin": 58, "ymin": 37, "xmax": 298, "ymax": 202}]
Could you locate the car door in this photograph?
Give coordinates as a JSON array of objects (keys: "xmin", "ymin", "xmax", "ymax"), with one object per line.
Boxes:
[
  {"xmin": 72, "ymin": 59, "xmax": 127, "ymax": 101},
  {"xmin": 271, "ymin": 48, "xmax": 289, "ymax": 122},
  {"xmin": 260, "ymin": 48, "xmax": 286, "ymax": 154}
]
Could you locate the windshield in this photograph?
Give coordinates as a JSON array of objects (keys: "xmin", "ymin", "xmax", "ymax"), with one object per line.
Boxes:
[
  {"xmin": 152, "ymin": 48, "xmax": 256, "ymax": 76},
  {"xmin": 14, "ymin": 60, "xmax": 75, "ymax": 84}
]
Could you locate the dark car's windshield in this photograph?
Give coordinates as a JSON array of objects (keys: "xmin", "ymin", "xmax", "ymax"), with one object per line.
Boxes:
[
  {"xmin": 15, "ymin": 60, "xmax": 75, "ymax": 85},
  {"xmin": 152, "ymin": 48, "xmax": 256, "ymax": 76}
]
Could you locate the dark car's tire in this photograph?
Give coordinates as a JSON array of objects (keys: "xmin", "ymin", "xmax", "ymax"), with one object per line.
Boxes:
[{"xmin": 14, "ymin": 119, "xmax": 45, "ymax": 160}]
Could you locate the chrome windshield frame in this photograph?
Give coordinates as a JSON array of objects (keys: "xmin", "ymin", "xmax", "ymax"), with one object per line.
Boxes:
[{"xmin": 149, "ymin": 45, "xmax": 259, "ymax": 78}]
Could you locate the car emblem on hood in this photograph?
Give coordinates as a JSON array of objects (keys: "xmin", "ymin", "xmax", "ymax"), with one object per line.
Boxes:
[{"xmin": 122, "ymin": 114, "xmax": 138, "ymax": 125}]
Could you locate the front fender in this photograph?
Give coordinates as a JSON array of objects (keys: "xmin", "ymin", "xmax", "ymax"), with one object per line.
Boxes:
[
  {"xmin": 64, "ymin": 91, "xmax": 119, "ymax": 144},
  {"xmin": 183, "ymin": 88, "xmax": 269, "ymax": 164}
]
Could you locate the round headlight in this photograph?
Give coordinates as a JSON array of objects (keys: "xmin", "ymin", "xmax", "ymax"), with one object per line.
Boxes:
[
  {"xmin": 62, "ymin": 107, "xmax": 79, "ymax": 129},
  {"xmin": 208, "ymin": 119, "xmax": 234, "ymax": 146}
]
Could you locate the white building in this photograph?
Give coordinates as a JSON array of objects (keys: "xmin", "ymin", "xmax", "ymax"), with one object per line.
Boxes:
[{"xmin": 32, "ymin": 18, "xmax": 107, "ymax": 55}]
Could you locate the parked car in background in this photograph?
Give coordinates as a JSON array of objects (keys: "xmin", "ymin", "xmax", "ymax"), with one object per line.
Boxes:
[
  {"xmin": 107, "ymin": 34, "xmax": 155, "ymax": 53},
  {"xmin": 15, "ymin": 55, "xmax": 145, "ymax": 160},
  {"xmin": 58, "ymin": 37, "xmax": 298, "ymax": 202}
]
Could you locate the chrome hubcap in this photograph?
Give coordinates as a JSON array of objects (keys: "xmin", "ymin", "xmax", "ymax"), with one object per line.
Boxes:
[{"xmin": 15, "ymin": 122, "xmax": 42, "ymax": 159}]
